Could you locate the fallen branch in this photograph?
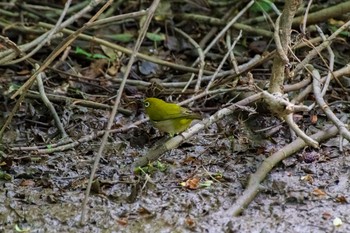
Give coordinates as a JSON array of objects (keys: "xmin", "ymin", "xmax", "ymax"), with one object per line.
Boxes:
[
  {"xmin": 262, "ymin": 91, "xmax": 319, "ymax": 148},
  {"xmin": 310, "ymin": 65, "xmax": 350, "ymax": 151},
  {"xmin": 35, "ymin": 64, "xmax": 69, "ymax": 139},
  {"xmin": 222, "ymin": 115, "xmax": 346, "ymax": 218}
]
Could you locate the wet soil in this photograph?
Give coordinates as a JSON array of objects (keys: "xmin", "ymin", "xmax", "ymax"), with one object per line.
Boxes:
[{"xmin": 1, "ymin": 116, "xmax": 349, "ymax": 233}]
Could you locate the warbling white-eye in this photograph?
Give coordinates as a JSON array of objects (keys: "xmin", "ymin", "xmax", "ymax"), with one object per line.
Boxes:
[{"xmin": 144, "ymin": 97, "xmax": 201, "ymax": 136}]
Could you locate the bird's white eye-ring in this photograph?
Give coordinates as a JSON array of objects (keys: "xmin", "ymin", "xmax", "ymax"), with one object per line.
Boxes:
[{"xmin": 144, "ymin": 101, "xmax": 150, "ymax": 108}]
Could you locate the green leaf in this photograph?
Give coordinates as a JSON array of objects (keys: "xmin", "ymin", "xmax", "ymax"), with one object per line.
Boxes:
[
  {"xmin": 15, "ymin": 224, "xmax": 30, "ymax": 232},
  {"xmin": 6, "ymin": 83, "xmax": 21, "ymax": 94},
  {"xmin": 199, "ymin": 180, "xmax": 213, "ymax": 188},
  {"xmin": 146, "ymin": 32, "xmax": 165, "ymax": 42},
  {"xmin": 155, "ymin": 1, "xmax": 172, "ymax": 21},
  {"xmin": 75, "ymin": 46, "xmax": 109, "ymax": 60},
  {"xmin": 91, "ymin": 53, "xmax": 109, "ymax": 59},
  {"xmin": 251, "ymin": 0, "xmax": 274, "ymax": 14},
  {"xmin": 0, "ymin": 170, "xmax": 12, "ymax": 181},
  {"xmin": 105, "ymin": 33, "xmax": 134, "ymax": 43},
  {"xmin": 75, "ymin": 46, "xmax": 92, "ymax": 58},
  {"xmin": 329, "ymin": 25, "xmax": 350, "ymax": 37},
  {"xmin": 156, "ymin": 160, "xmax": 167, "ymax": 172},
  {"xmin": 100, "ymin": 45, "xmax": 117, "ymax": 60}
]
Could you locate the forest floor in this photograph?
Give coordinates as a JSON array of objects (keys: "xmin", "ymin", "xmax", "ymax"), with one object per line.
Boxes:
[{"xmin": 1, "ymin": 0, "xmax": 350, "ymax": 232}]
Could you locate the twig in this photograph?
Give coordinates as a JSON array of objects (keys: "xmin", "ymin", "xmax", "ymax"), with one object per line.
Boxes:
[
  {"xmin": 89, "ymin": 10, "xmax": 147, "ymax": 27},
  {"xmin": 11, "ymin": 1, "xmax": 110, "ymax": 99},
  {"xmin": 173, "ymin": 27, "xmax": 205, "ymax": 93},
  {"xmin": 309, "ymin": 65, "xmax": 350, "ymax": 151},
  {"xmin": 0, "ymin": 0, "xmax": 105, "ymax": 63},
  {"xmin": 225, "ymin": 30, "xmax": 239, "ymax": 73},
  {"xmin": 192, "ymin": 0, "xmax": 255, "ymax": 67},
  {"xmin": 268, "ymin": 0, "xmax": 301, "ymax": 93},
  {"xmin": 80, "ymin": 0, "xmax": 161, "ymax": 224},
  {"xmin": 4, "ymin": 0, "xmax": 72, "ymax": 65},
  {"xmin": 294, "ymin": 19, "xmax": 350, "ymax": 75},
  {"xmin": 304, "ymin": 25, "xmax": 336, "ymax": 111},
  {"xmin": 262, "ymin": 91, "xmax": 310, "ymax": 113},
  {"xmin": 291, "ymin": 64, "xmax": 350, "ymax": 105},
  {"xmin": 301, "ymin": 0, "xmax": 313, "ymax": 35},
  {"xmin": 274, "ymin": 15, "xmax": 289, "ymax": 64},
  {"xmin": 315, "ymin": 26, "xmax": 334, "ymax": 97},
  {"xmin": 35, "ymin": 64, "xmax": 69, "ymax": 139},
  {"xmin": 284, "ymin": 77, "xmax": 311, "ymax": 92},
  {"xmin": 0, "ymin": 36, "xmax": 22, "ymax": 58},
  {"xmin": 210, "ymin": 54, "xmax": 262, "ymax": 88},
  {"xmin": 206, "ymin": 30, "xmax": 242, "ymax": 91},
  {"xmin": 178, "ymin": 14, "xmax": 273, "ymax": 38},
  {"xmin": 221, "ymin": 117, "xmax": 344, "ymax": 218},
  {"xmin": 0, "ymin": 0, "xmax": 108, "ymax": 139},
  {"xmin": 24, "ymin": 91, "xmax": 132, "ymax": 115},
  {"xmin": 262, "ymin": 90, "xmax": 319, "ymax": 148},
  {"xmin": 292, "ymin": 1, "xmax": 350, "ymax": 27},
  {"xmin": 39, "ymin": 22, "xmax": 213, "ymax": 75},
  {"xmin": 284, "ymin": 113, "xmax": 318, "ymax": 148},
  {"xmin": 199, "ymin": 7, "xmax": 236, "ymax": 48}
]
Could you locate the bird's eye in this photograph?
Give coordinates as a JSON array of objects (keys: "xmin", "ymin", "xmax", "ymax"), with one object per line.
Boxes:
[{"xmin": 144, "ymin": 101, "xmax": 150, "ymax": 108}]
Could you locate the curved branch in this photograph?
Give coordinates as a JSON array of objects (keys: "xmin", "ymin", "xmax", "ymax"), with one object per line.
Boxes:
[
  {"xmin": 222, "ymin": 116, "xmax": 344, "ymax": 218},
  {"xmin": 309, "ymin": 65, "xmax": 350, "ymax": 150}
]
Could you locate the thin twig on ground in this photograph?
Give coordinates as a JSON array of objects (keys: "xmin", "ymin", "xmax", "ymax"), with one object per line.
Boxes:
[
  {"xmin": 206, "ymin": 30, "xmax": 242, "ymax": 91},
  {"xmin": 309, "ymin": 65, "xmax": 350, "ymax": 151},
  {"xmin": 0, "ymin": 0, "xmax": 109, "ymax": 139},
  {"xmin": 35, "ymin": 64, "xmax": 69, "ymax": 139},
  {"xmin": 173, "ymin": 27, "xmax": 205, "ymax": 93},
  {"xmin": 80, "ymin": 0, "xmax": 161, "ymax": 224},
  {"xmin": 293, "ymin": 19, "xmax": 350, "ymax": 75},
  {"xmin": 220, "ymin": 116, "xmax": 346, "ymax": 219},
  {"xmin": 192, "ymin": 0, "xmax": 255, "ymax": 68}
]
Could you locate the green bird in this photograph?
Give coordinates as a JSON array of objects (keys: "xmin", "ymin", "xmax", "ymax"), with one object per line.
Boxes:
[{"xmin": 144, "ymin": 97, "xmax": 201, "ymax": 136}]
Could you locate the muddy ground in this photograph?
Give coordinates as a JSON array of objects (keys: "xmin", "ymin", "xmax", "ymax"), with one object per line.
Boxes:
[{"xmin": 1, "ymin": 113, "xmax": 349, "ymax": 233}]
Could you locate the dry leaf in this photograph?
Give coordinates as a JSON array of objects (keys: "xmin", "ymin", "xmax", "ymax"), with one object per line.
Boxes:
[
  {"xmin": 312, "ymin": 188, "xmax": 326, "ymax": 197},
  {"xmin": 181, "ymin": 177, "xmax": 200, "ymax": 190},
  {"xmin": 20, "ymin": 179, "xmax": 35, "ymax": 187},
  {"xmin": 117, "ymin": 217, "xmax": 128, "ymax": 226}
]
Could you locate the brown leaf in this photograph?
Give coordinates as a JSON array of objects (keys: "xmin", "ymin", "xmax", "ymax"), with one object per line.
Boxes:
[
  {"xmin": 300, "ymin": 174, "xmax": 313, "ymax": 184},
  {"xmin": 117, "ymin": 217, "xmax": 128, "ymax": 226},
  {"xmin": 335, "ymin": 195, "xmax": 348, "ymax": 204},
  {"xmin": 185, "ymin": 216, "xmax": 196, "ymax": 228},
  {"xmin": 181, "ymin": 177, "xmax": 200, "ymax": 190},
  {"xmin": 20, "ymin": 179, "xmax": 35, "ymax": 187},
  {"xmin": 312, "ymin": 188, "xmax": 326, "ymax": 197},
  {"xmin": 322, "ymin": 212, "xmax": 332, "ymax": 220},
  {"xmin": 182, "ymin": 156, "xmax": 201, "ymax": 165},
  {"xmin": 310, "ymin": 114, "xmax": 318, "ymax": 124},
  {"xmin": 138, "ymin": 207, "xmax": 152, "ymax": 216}
]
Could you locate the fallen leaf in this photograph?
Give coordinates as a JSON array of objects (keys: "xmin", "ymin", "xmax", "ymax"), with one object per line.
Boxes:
[
  {"xmin": 117, "ymin": 217, "xmax": 128, "ymax": 226},
  {"xmin": 335, "ymin": 195, "xmax": 348, "ymax": 204},
  {"xmin": 185, "ymin": 216, "xmax": 196, "ymax": 228},
  {"xmin": 312, "ymin": 188, "xmax": 326, "ymax": 197},
  {"xmin": 181, "ymin": 177, "xmax": 200, "ymax": 190},
  {"xmin": 322, "ymin": 212, "xmax": 331, "ymax": 220},
  {"xmin": 20, "ymin": 179, "xmax": 35, "ymax": 187}
]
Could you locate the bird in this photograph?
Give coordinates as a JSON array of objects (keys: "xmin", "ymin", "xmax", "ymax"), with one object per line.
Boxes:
[{"xmin": 144, "ymin": 97, "xmax": 201, "ymax": 136}]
